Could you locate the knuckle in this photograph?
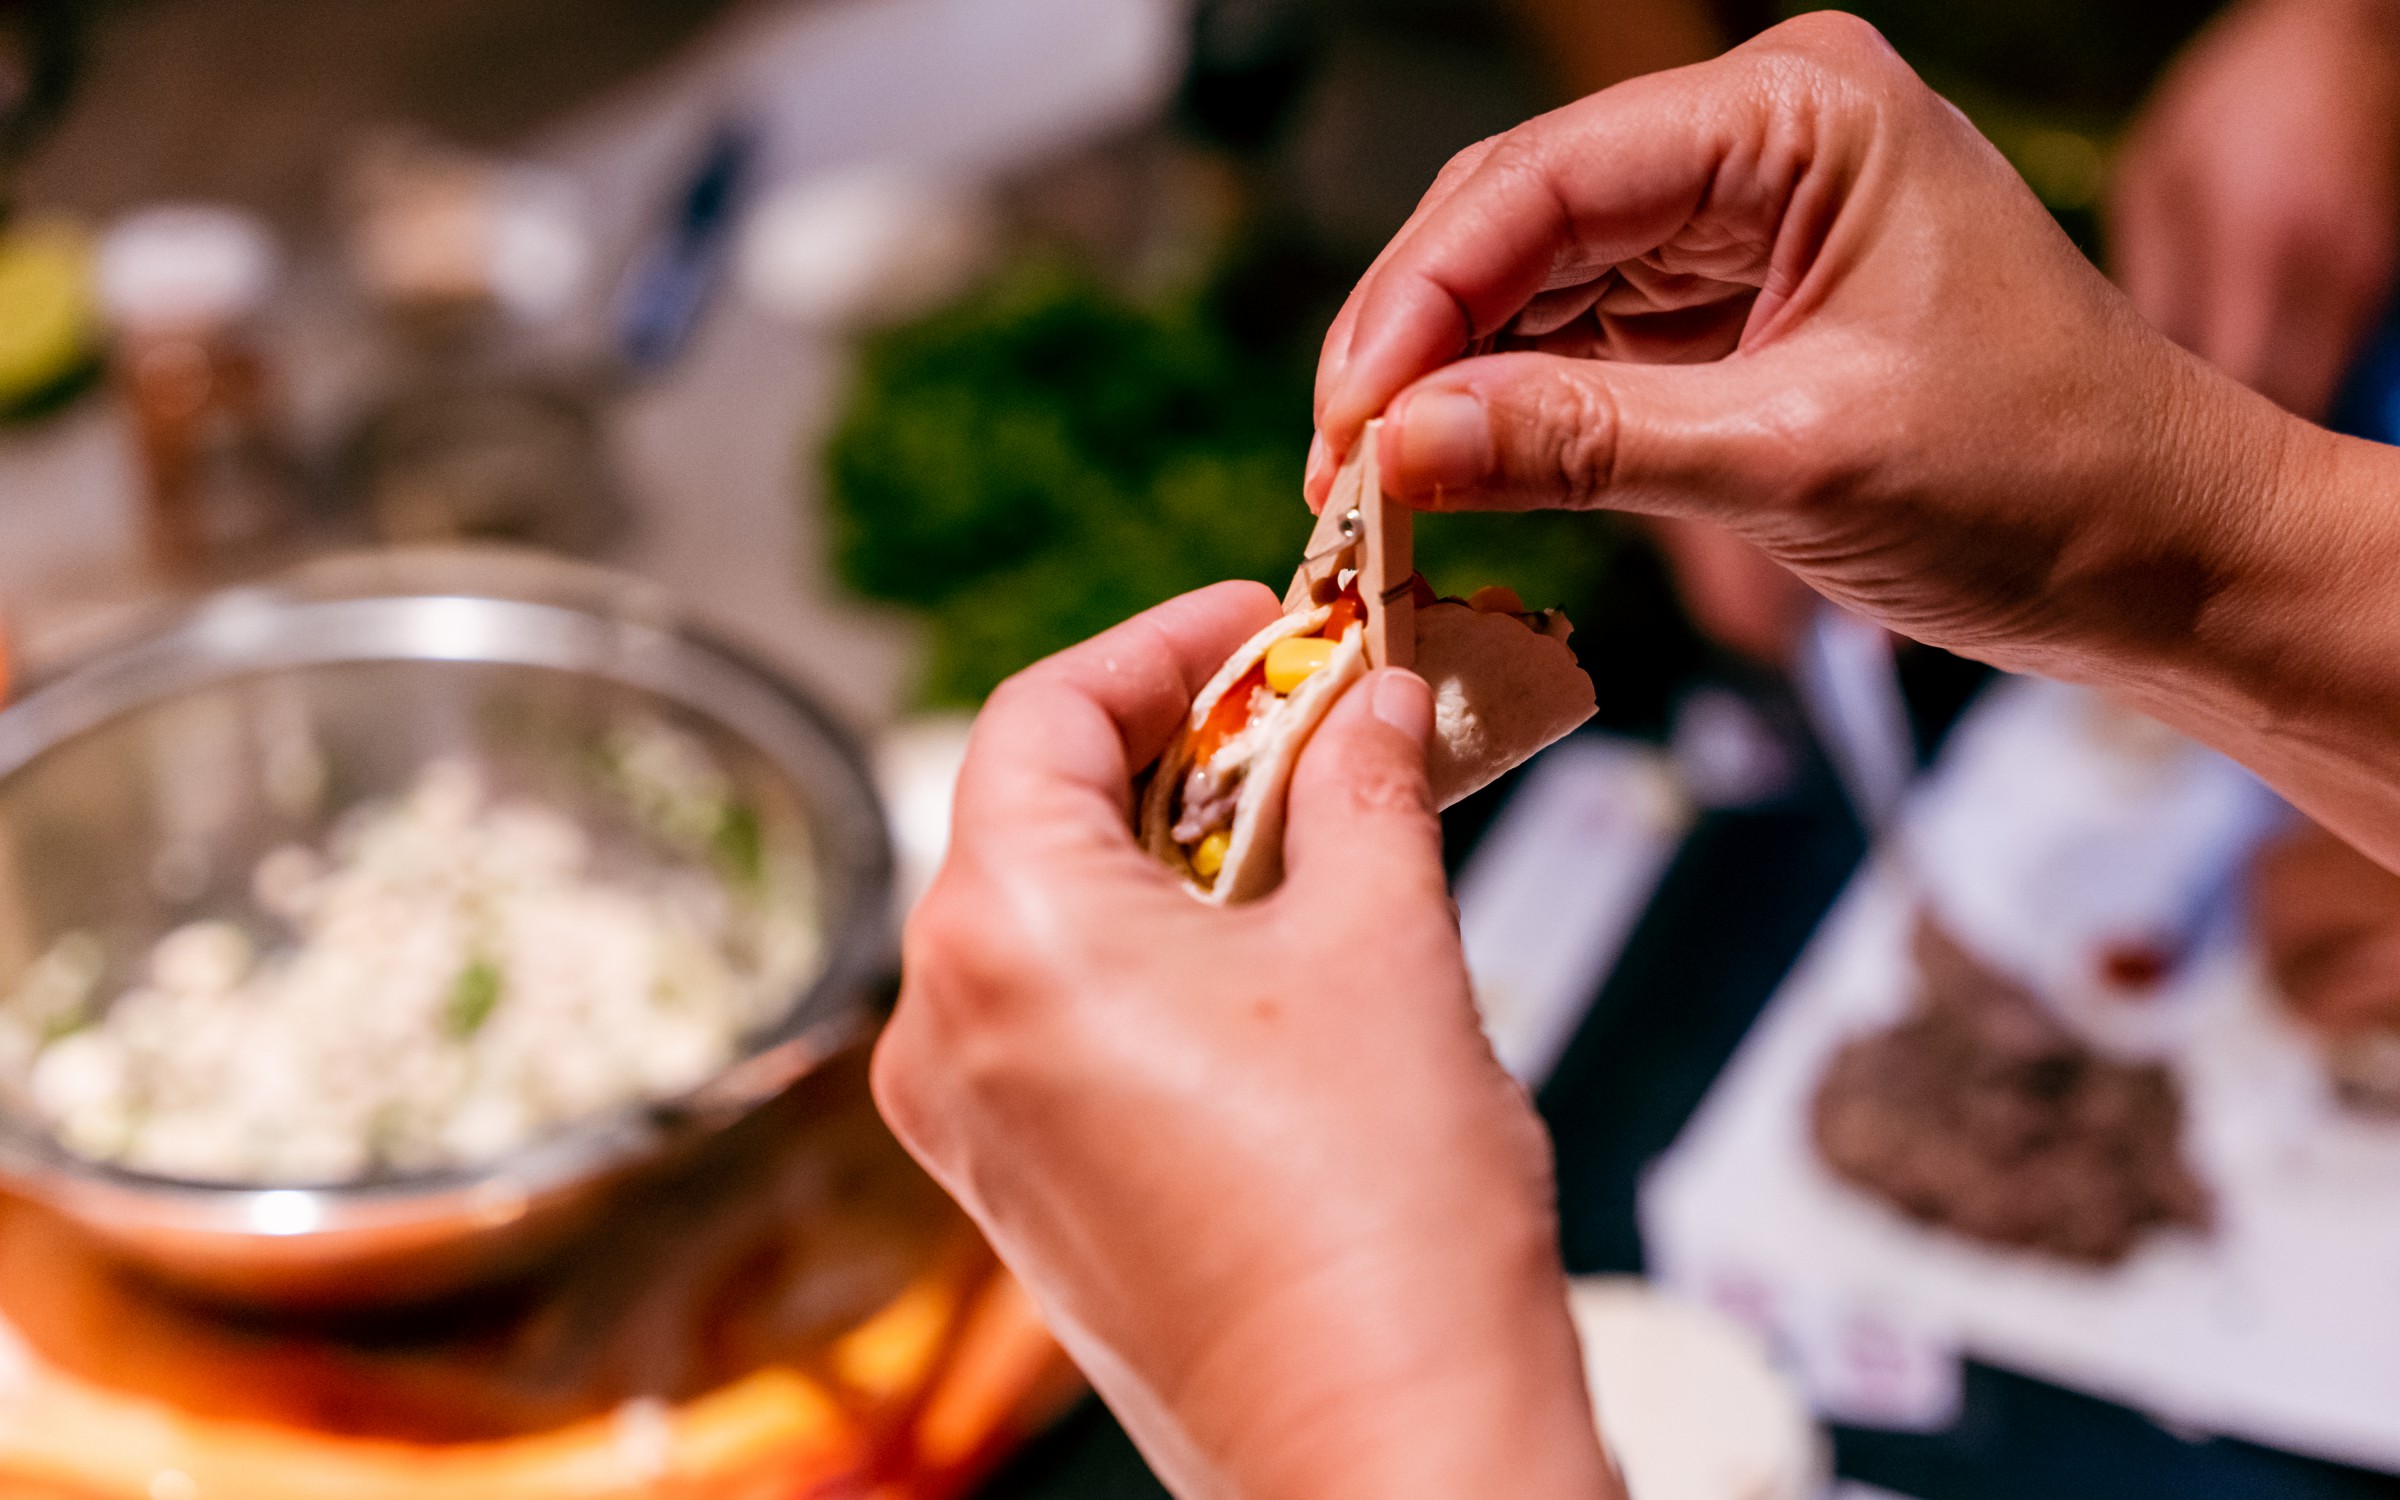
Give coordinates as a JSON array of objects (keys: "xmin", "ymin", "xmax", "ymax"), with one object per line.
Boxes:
[
  {"xmin": 1474, "ymin": 128, "xmax": 1533, "ymax": 178},
  {"xmin": 1744, "ymin": 13, "xmax": 1916, "ymax": 125},
  {"xmin": 1476, "ymin": 130, "xmax": 1552, "ymax": 204},
  {"xmin": 1772, "ymin": 9, "xmax": 1899, "ymax": 68},
  {"xmin": 977, "ymin": 667, "xmax": 1045, "ymax": 724},
  {"xmin": 1346, "ymin": 757, "xmax": 1435, "ymax": 821},
  {"xmin": 899, "ymin": 874, "xmax": 1035, "ymax": 1025},
  {"xmin": 1728, "ymin": 378, "xmax": 1853, "ymax": 514},
  {"xmin": 867, "ymin": 1023, "xmax": 926, "ymax": 1145},
  {"xmin": 1429, "ymin": 134, "xmax": 1500, "ymax": 194},
  {"xmin": 1528, "ymin": 375, "xmax": 1620, "ymax": 502},
  {"xmin": 897, "ymin": 881, "xmax": 970, "ymax": 974}
]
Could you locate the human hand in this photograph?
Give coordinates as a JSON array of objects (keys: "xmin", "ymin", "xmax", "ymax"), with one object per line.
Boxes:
[
  {"xmin": 1302, "ymin": 12, "xmax": 2400, "ymax": 870},
  {"xmin": 873, "ymin": 583, "xmax": 1618, "ymax": 1500},
  {"xmin": 1306, "ymin": 12, "xmax": 2296, "ymax": 676},
  {"xmin": 2254, "ymin": 817, "xmax": 2400, "ymax": 1035},
  {"xmin": 2111, "ymin": 0, "xmax": 2400, "ymax": 420}
]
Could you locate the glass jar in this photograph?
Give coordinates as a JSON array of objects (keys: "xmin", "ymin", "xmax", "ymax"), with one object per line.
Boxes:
[{"xmin": 95, "ymin": 205, "xmax": 300, "ymax": 583}]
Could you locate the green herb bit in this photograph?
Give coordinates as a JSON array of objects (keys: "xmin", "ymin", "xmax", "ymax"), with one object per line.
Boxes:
[
  {"xmin": 714, "ymin": 800, "xmax": 766, "ymax": 892},
  {"xmin": 445, "ymin": 957, "xmax": 504, "ymax": 1039}
]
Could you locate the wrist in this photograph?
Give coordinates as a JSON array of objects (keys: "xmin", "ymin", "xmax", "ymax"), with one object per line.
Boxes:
[
  {"xmin": 2071, "ymin": 368, "xmax": 2400, "ymax": 863},
  {"xmin": 1157, "ymin": 1203, "xmax": 1621, "ymax": 1500},
  {"xmin": 1962, "ymin": 341, "xmax": 2293, "ymax": 697},
  {"xmin": 2060, "ymin": 359, "xmax": 2313, "ymax": 709},
  {"xmin": 2228, "ymin": 416, "xmax": 2400, "ymax": 724}
]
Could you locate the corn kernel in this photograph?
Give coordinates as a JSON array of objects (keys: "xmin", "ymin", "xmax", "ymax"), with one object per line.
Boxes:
[
  {"xmin": 1190, "ymin": 830, "xmax": 1231, "ymax": 881},
  {"xmin": 1467, "ymin": 584, "xmax": 1525, "ymax": 615},
  {"xmin": 1264, "ymin": 635, "xmax": 1337, "ymax": 693}
]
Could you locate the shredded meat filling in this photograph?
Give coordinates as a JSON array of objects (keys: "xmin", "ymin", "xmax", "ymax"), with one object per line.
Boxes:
[
  {"xmin": 1172, "ymin": 762, "xmax": 1244, "ymax": 845},
  {"xmin": 1171, "ymin": 685, "xmax": 1276, "ymax": 845}
]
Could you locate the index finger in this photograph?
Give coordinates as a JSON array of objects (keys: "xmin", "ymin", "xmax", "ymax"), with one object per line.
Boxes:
[
  {"xmin": 1315, "ymin": 16, "xmax": 1903, "ymax": 453},
  {"xmin": 1312, "ymin": 137, "xmax": 1506, "ymax": 435},
  {"xmin": 951, "ymin": 581, "xmax": 1280, "ymax": 856}
]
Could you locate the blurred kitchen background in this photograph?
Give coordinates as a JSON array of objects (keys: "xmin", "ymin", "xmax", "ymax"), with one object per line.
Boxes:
[
  {"xmin": 9, "ymin": 1, "xmax": 2400, "ymax": 1498},
  {"xmin": 0, "ymin": 0, "xmax": 1686, "ymax": 714}
]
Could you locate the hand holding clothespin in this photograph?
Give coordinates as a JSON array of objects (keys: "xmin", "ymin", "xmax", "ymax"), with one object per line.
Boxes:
[{"xmin": 1283, "ymin": 417, "xmax": 1414, "ymax": 670}]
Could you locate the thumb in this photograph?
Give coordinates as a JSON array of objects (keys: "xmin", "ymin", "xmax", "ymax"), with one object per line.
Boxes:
[
  {"xmin": 1280, "ymin": 670, "xmax": 1448, "ymax": 911},
  {"xmin": 1375, "ymin": 350, "xmax": 1793, "ymax": 517}
]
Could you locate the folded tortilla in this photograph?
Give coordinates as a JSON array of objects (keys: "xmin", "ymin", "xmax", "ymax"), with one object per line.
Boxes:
[
  {"xmin": 1140, "ymin": 590, "xmax": 1595, "ymax": 904},
  {"xmin": 1416, "ymin": 601, "xmax": 1596, "ymax": 808}
]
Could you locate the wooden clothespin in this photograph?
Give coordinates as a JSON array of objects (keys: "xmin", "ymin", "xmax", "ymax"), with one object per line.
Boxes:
[{"xmin": 1284, "ymin": 418, "xmax": 1414, "ymax": 670}]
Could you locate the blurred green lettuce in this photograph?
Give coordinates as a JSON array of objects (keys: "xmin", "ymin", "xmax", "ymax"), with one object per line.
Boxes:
[{"xmin": 825, "ymin": 257, "xmax": 1622, "ymax": 706}]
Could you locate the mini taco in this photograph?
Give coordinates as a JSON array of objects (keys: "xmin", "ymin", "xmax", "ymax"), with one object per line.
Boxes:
[
  {"xmin": 1140, "ymin": 423, "xmax": 1596, "ymax": 903},
  {"xmin": 1138, "ymin": 592, "xmax": 1373, "ymax": 903}
]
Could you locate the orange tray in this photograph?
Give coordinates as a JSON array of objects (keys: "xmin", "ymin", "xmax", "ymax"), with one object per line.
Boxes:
[{"xmin": 0, "ymin": 1053, "xmax": 1080, "ymax": 1499}]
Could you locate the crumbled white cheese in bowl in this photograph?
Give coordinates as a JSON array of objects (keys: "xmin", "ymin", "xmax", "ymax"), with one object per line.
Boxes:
[{"xmin": 0, "ymin": 728, "xmax": 823, "ymax": 1187}]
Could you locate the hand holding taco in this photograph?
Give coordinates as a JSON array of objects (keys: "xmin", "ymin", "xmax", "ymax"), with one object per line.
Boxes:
[
  {"xmin": 1140, "ymin": 420, "xmax": 1597, "ymax": 903},
  {"xmin": 876, "ymin": 582, "xmax": 1619, "ymax": 1500}
]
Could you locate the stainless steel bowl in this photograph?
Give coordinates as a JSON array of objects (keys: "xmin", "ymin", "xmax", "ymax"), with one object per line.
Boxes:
[{"xmin": 0, "ymin": 548, "xmax": 893, "ymax": 1309}]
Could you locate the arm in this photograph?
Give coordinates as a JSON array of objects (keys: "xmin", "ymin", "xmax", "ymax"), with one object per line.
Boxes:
[
  {"xmin": 1305, "ymin": 12, "xmax": 2400, "ymax": 871},
  {"xmin": 2110, "ymin": 0, "xmax": 2400, "ymax": 419},
  {"xmin": 874, "ymin": 583, "xmax": 1621, "ymax": 1500}
]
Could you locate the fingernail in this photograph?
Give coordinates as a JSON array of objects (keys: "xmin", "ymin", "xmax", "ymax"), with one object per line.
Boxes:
[
  {"xmin": 1304, "ymin": 431, "xmax": 1331, "ymax": 506},
  {"xmin": 1370, "ymin": 669, "xmax": 1433, "ymax": 746},
  {"xmin": 1326, "ymin": 326, "xmax": 1354, "ymax": 394},
  {"xmin": 1394, "ymin": 389, "xmax": 1493, "ymax": 494}
]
